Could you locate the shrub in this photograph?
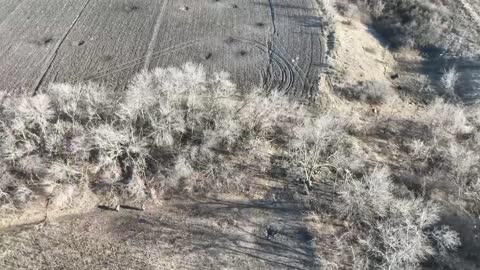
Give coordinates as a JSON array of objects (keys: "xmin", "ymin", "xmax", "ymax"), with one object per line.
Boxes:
[
  {"xmin": 441, "ymin": 66, "xmax": 459, "ymax": 96},
  {"xmin": 337, "ymin": 167, "xmax": 460, "ymax": 269},
  {"xmin": 445, "ymin": 142, "xmax": 479, "ymax": 195},
  {"xmin": 287, "ymin": 114, "xmax": 358, "ymax": 191},
  {"xmin": 337, "ymin": 167, "xmax": 393, "ymax": 222},
  {"xmin": 0, "ymin": 63, "xmax": 312, "ymax": 205},
  {"xmin": 318, "ymin": 0, "xmax": 337, "ymax": 31},
  {"xmin": 339, "ymin": 81, "xmax": 396, "ymax": 105},
  {"xmin": 48, "ymin": 83, "xmax": 117, "ymax": 123},
  {"xmin": 405, "ymin": 100, "xmax": 480, "ymax": 206},
  {"xmin": 0, "ymin": 62, "xmax": 469, "ymax": 268},
  {"xmin": 408, "ymin": 139, "xmax": 432, "ymax": 159},
  {"xmin": 340, "ymin": 0, "xmax": 385, "ymax": 19},
  {"xmin": 423, "ymin": 98, "xmax": 471, "ymax": 139},
  {"xmin": 342, "ymin": 0, "xmax": 452, "ymax": 49},
  {"xmin": 369, "ymin": 0, "xmax": 385, "ymax": 18},
  {"xmin": 0, "ymin": 94, "xmax": 53, "ymax": 160}
]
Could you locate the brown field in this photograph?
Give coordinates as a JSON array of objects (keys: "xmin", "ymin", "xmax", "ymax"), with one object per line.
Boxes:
[{"xmin": 0, "ymin": 0, "xmax": 324, "ymax": 97}]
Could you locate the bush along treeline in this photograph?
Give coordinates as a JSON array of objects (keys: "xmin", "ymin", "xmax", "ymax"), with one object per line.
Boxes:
[{"xmin": 0, "ymin": 63, "xmax": 467, "ymax": 268}]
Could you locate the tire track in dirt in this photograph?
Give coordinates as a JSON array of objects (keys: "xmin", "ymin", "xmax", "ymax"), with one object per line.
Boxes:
[
  {"xmin": 33, "ymin": 0, "xmax": 170, "ymax": 92},
  {"xmin": 79, "ymin": 35, "xmax": 301, "ymax": 96},
  {"xmin": 32, "ymin": 0, "xmax": 92, "ymax": 94},
  {"xmin": 0, "ymin": 198, "xmax": 321, "ymax": 269},
  {"xmin": 304, "ymin": 32, "xmax": 320, "ymax": 99},
  {"xmin": 0, "ymin": 0, "xmax": 325, "ymax": 98},
  {"xmin": 267, "ymin": 0, "xmax": 278, "ymax": 35},
  {"xmin": 274, "ymin": 39, "xmax": 310, "ymax": 94},
  {"xmin": 238, "ymin": 37, "xmax": 297, "ymax": 94},
  {"xmin": 262, "ymin": 0, "xmax": 324, "ymax": 98},
  {"xmin": 143, "ymin": 0, "xmax": 169, "ymax": 70},
  {"xmin": 263, "ymin": 40, "xmax": 275, "ymax": 91},
  {"xmin": 264, "ymin": 0, "xmax": 301, "ymax": 95},
  {"xmin": 76, "ymin": 39, "xmax": 207, "ymax": 82}
]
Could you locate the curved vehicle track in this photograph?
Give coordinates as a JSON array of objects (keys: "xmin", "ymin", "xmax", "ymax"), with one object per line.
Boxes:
[
  {"xmin": 0, "ymin": 197, "xmax": 323, "ymax": 269},
  {"xmin": 0, "ymin": 0, "xmax": 325, "ymax": 98}
]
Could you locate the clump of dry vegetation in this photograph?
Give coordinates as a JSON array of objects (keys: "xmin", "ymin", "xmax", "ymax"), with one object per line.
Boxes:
[
  {"xmin": 314, "ymin": 89, "xmax": 479, "ymax": 268},
  {"xmin": 336, "ymin": 168, "xmax": 460, "ymax": 269},
  {"xmin": 0, "ymin": 63, "xmax": 292, "ymax": 207},
  {"xmin": 338, "ymin": 80, "xmax": 397, "ymax": 105},
  {"xmin": 325, "ymin": 67, "xmax": 480, "ymax": 269},
  {"xmin": 440, "ymin": 66, "xmax": 460, "ymax": 96},
  {"xmin": 2, "ymin": 60, "xmax": 479, "ymax": 268},
  {"xmin": 317, "ymin": 0, "xmax": 480, "ymax": 267},
  {"xmin": 0, "ymin": 63, "xmax": 349, "ymax": 208},
  {"xmin": 336, "ymin": 0, "xmax": 452, "ymax": 49}
]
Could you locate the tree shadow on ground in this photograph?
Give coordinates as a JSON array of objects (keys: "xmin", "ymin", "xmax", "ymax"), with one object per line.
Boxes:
[
  {"xmin": 424, "ymin": 205, "xmax": 480, "ymax": 270},
  {"xmin": 107, "ymin": 196, "xmax": 322, "ymax": 269},
  {"xmin": 396, "ymin": 56, "xmax": 480, "ymax": 105},
  {"xmin": 368, "ymin": 117, "xmax": 432, "ymax": 144}
]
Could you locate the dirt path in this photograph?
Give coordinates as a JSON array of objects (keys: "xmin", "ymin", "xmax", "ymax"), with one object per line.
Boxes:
[
  {"xmin": 0, "ymin": 0, "xmax": 325, "ymax": 97},
  {"xmin": 0, "ymin": 197, "xmax": 322, "ymax": 269},
  {"xmin": 0, "ymin": 157, "xmax": 330, "ymax": 269}
]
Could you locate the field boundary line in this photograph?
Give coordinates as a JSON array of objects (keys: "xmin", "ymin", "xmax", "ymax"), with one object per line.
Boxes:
[
  {"xmin": 32, "ymin": 0, "xmax": 92, "ymax": 94},
  {"xmin": 143, "ymin": 0, "xmax": 169, "ymax": 70}
]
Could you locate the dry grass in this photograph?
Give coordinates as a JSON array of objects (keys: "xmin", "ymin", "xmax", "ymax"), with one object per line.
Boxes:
[
  {"xmin": 440, "ymin": 66, "xmax": 460, "ymax": 96},
  {"xmin": 337, "ymin": 0, "xmax": 452, "ymax": 49},
  {"xmin": 339, "ymin": 80, "xmax": 398, "ymax": 105},
  {"xmin": 2, "ymin": 61, "xmax": 477, "ymax": 268},
  {"xmin": 336, "ymin": 167, "xmax": 460, "ymax": 269},
  {"xmin": 0, "ymin": 63, "xmax": 315, "ymax": 208}
]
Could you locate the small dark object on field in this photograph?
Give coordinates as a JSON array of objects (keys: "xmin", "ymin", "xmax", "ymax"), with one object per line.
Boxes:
[
  {"xmin": 205, "ymin": 52, "xmax": 213, "ymax": 60},
  {"xmin": 266, "ymin": 226, "xmax": 278, "ymax": 239},
  {"xmin": 390, "ymin": 73, "xmax": 399, "ymax": 80},
  {"xmin": 42, "ymin": 37, "xmax": 53, "ymax": 45},
  {"xmin": 34, "ymin": 37, "xmax": 53, "ymax": 46},
  {"xmin": 124, "ymin": 5, "xmax": 139, "ymax": 13},
  {"xmin": 225, "ymin": 37, "xmax": 238, "ymax": 45},
  {"xmin": 238, "ymin": 50, "xmax": 247, "ymax": 56},
  {"xmin": 100, "ymin": 55, "xmax": 113, "ymax": 62},
  {"xmin": 180, "ymin": 6, "xmax": 190, "ymax": 11},
  {"xmin": 72, "ymin": 40, "xmax": 85, "ymax": 47},
  {"xmin": 232, "ymin": 4, "xmax": 239, "ymax": 8}
]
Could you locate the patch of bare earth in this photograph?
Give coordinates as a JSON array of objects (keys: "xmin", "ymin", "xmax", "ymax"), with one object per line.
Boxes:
[
  {"xmin": 0, "ymin": 183, "xmax": 98, "ymax": 229},
  {"xmin": 0, "ymin": 185, "xmax": 323, "ymax": 269},
  {"xmin": 329, "ymin": 15, "xmax": 396, "ymax": 86}
]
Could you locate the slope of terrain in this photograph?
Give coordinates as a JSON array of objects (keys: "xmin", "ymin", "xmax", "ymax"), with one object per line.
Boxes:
[{"xmin": 0, "ymin": 181, "xmax": 328, "ymax": 269}]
